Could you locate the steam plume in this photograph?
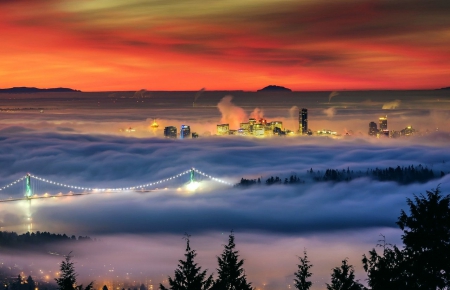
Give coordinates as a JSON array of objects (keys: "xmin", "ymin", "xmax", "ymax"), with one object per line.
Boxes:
[
  {"xmin": 193, "ymin": 88, "xmax": 205, "ymax": 107},
  {"xmin": 250, "ymin": 108, "xmax": 264, "ymax": 120},
  {"xmin": 382, "ymin": 100, "xmax": 401, "ymax": 109},
  {"xmin": 217, "ymin": 96, "xmax": 247, "ymax": 129},
  {"xmin": 328, "ymin": 91, "xmax": 339, "ymax": 102},
  {"xmin": 323, "ymin": 107, "xmax": 336, "ymax": 118},
  {"xmin": 289, "ymin": 106, "xmax": 299, "ymax": 119}
]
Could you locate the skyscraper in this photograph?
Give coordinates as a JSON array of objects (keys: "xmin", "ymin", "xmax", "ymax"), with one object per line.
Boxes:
[
  {"xmin": 164, "ymin": 126, "xmax": 177, "ymax": 138},
  {"xmin": 379, "ymin": 115, "xmax": 387, "ymax": 131},
  {"xmin": 368, "ymin": 122, "xmax": 378, "ymax": 136},
  {"xmin": 299, "ymin": 108, "xmax": 308, "ymax": 135},
  {"xmin": 180, "ymin": 125, "xmax": 191, "ymax": 139},
  {"xmin": 378, "ymin": 115, "xmax": 389, "ymax": 137}
]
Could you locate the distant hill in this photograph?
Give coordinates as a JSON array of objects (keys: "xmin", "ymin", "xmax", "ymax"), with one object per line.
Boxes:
[
  {"xmin": 257, "ymin": 85, "xmax": 292, "ymax": 92},
  {"xmin": 439, "ymin": 87, "xmax": 450, "ymax": 90},
  {"xmin": 0, "ymin": 87, "xmax": 81, "ymax": 93}
]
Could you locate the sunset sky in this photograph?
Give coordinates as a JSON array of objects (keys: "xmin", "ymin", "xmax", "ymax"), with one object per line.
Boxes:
[{"xmin": 1, "ymin": 0, "xmax": 450, "ymax": 91}]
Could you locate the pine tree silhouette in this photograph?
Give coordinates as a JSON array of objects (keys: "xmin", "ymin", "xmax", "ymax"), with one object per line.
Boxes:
[
  {"xmin": 160, "ymin": 235, "xmax": 213, "ymax": 290},
  {"xmin": 55, "ymin": 253, "xmax": 93, "ymax": 290},
  {"xmin": 326, "ymin": 259, "xmax": 365, "ymax": 290},
  {"xmin": 212, "ymin": 232, "xmax": 253, "ymax": 290},
  {"xmin": 293, "ymin": 250, "xmax": 312, "ymax": 290}
]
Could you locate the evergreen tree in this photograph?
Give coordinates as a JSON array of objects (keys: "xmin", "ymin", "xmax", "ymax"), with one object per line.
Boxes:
[
  {"xmin": 362, "ymin": 236, "xmax": 408, "ymax": 290},
  {"xmin": 326, "ymin": 259, "xmax": 365, "ymax": 290},
  {"xmin": 55, "ymin": 254, "xmax": 77, "ymax": 290},
  {"xmin": 293, "ymin": 250, "xmax": 312, "ymax": 290},
  {"xmin": 212, "ymin": 232, "xmax": 253, "ymax": 290},
  {"xmin": 26, "ymin": 276, "xmax": 35, "ymax": 290},
  {"xmin": 11, "ymin": 275, "xmax": 22, "ymax": 290},
  {"xmin": 55, "ymin": 253, "xmax": 93, "ymax": 290},
  {"xmin": 160, "ymin": 235, "xmax": 213, "ymax": 290},
  {"xmin": 102, "ymin": 286, "xmax": 108, "ymax": 290},
  {"xmin": 396, "ymin": 187, "xmax": 450, "ymax": 289}
]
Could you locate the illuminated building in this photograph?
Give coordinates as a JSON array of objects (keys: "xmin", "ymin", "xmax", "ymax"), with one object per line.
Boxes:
[
  {"xmin": 379, "ymin": 115, "xmax": 387, "ymax": 131},
  {"xmin": 368, "ymin": 122, "xmax": 377, "ymax": 136},
  {"xmin": 164, "ymin": 126, "xmax": 177, "ymax": 138},
  {"xmin": 239, "ymin": 122, "xmax": 251, "ymax": 135},
  {"xmin": 378, "ymin": 115, "xmax": 389, "ymax": 136},
  {"xmin": 400, "ymin": 126, "xmax": 416, "ymax": 136},
  {"xmin": 247, "ymin": 118, "xmax": 256, "ymax": 133},
  {"xmin": 240, "ymin": 122, "xmax": 250, "ymax": 131},
  {"xmin": 316, "ymin": 129, "xmax": 337, "ymax": 136},
  {"xmin": 217, "ymin": 124, "xmax": 229, "ymax": 135},
  {"xmin": 192, "ymin": 132, "xmax": 199, "ymax": 138},
  {"xmin": 270, "ymin": 121, "xmax": 283, "ymax": 131},
  {"xmin": 299, "ymin": 108, "xmax": 308, "ymax": 135},
  {"xmin": 237, "ymin": 128, "xmax": 249, "ymax": 136},
  {"xmin": 253, "ymin": 124, "xmax": 265, "ymax": 136},
  {"xmin": 180, "ymin": 125, "xmax": 191, "ymax": 139}
]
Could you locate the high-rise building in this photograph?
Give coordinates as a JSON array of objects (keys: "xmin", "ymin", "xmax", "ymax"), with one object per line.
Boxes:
[
  {"xmin": 270, "ymin": 121, "xmax": 283, "ymax": 131},
  {"xmin": 368, "ymin": 122, "xmax": 378, "ymax": 136},
  {"xmin": 164, "ymin": 126, "xmax": 177, "ymax": 138},
  {"xmin": 379, "ymin": 115, "xmax": 387, "ymax": 131},
  {"xmin": 378, "ymin": 115, "xmax": 389, "ymax": 137},
  {"xmin": 180, "ymin": 125, "xmax": 191, "ymax": 139},
  {"xmin": 299, "ymin": 108, "xmax": 308, "ymax": 134},
  {"xmin": 217, "ymin": 124, "xmax": 229, "ymax": 135}
]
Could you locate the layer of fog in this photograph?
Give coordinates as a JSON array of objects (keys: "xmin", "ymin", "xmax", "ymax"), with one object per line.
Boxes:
[
  {"xmin": 0, "ymin": 90, "xmax": 449, "ymax": 138},
  {"xmin": 1, "ymin": 90, "xmax": 450, "ymax": 289}
]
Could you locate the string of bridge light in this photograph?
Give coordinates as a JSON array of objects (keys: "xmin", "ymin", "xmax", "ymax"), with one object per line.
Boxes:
[
  {"xmin": 29, "ymin": 170, "xmax": 192, "ymax": 192},
  {"xmin": 0, "ymin": 169, "xmax": 232, "ymax": 193},
  {"xmin": 0, "ymin": 176, "xmax": 26, "ymax": 191},
  {"xmin": 192, "ymin": 168, "xmax": 233, "ymax": 185}
]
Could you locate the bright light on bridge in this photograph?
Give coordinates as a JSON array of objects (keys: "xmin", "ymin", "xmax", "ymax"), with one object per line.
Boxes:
[{"xmin": 186, "ymin": 181, "xmax": 200, "ymax": 192}]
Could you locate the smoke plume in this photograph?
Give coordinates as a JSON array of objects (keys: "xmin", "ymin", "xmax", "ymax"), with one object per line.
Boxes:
[
  {"xmin": 323, "ymin": 107, "xmax": 336, "ymax": 118},
  {"xmin": 217, "ymin": 96, "xmax": 247, "ymax": 129},
  {"xmin": 382, "ymin": 100, "xmax": 401, "ymax": 109},
  {"xmin": 193, "ymin": 88, "xmax": 205, "ymax": 103},
  {"xmin": 250, "ymin": 108, "xmax": 264, "ymax": 120},
  {"xmin": 328, "ymin": 91, "xmax": 339, "ymax": 102},
  {"xmin": 289, "ymin": 106, "xmax": 299, "ymax": 119}
]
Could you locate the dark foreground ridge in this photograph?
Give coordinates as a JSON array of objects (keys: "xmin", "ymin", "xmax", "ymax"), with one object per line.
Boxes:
[
  {"xmin": 0, "ymin": 87, "xmax": 81, "ymax": 93},
  {"xmin": 257, "ymin": 85, "xmax": 292, "ymax": 92}
]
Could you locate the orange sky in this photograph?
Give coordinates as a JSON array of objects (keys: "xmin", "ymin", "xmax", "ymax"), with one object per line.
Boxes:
[{"xmin": 1, "ymin": 0, "xmax": 450, "ymax": 91}]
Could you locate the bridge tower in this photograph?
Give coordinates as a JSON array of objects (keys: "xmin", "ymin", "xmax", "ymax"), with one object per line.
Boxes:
[
  {"xmin": 190, "ymin": 168, "xmax": 195, "ymax": 183},
  {"xmin": 25, "ymin": 173, "xmax": 32, "ymax": 198}
]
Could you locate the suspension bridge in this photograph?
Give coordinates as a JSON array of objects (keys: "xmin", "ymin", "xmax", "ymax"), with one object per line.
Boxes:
[{"xmin": 0, "ymin": 168, "xmax": 232, "ymax": 203}]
